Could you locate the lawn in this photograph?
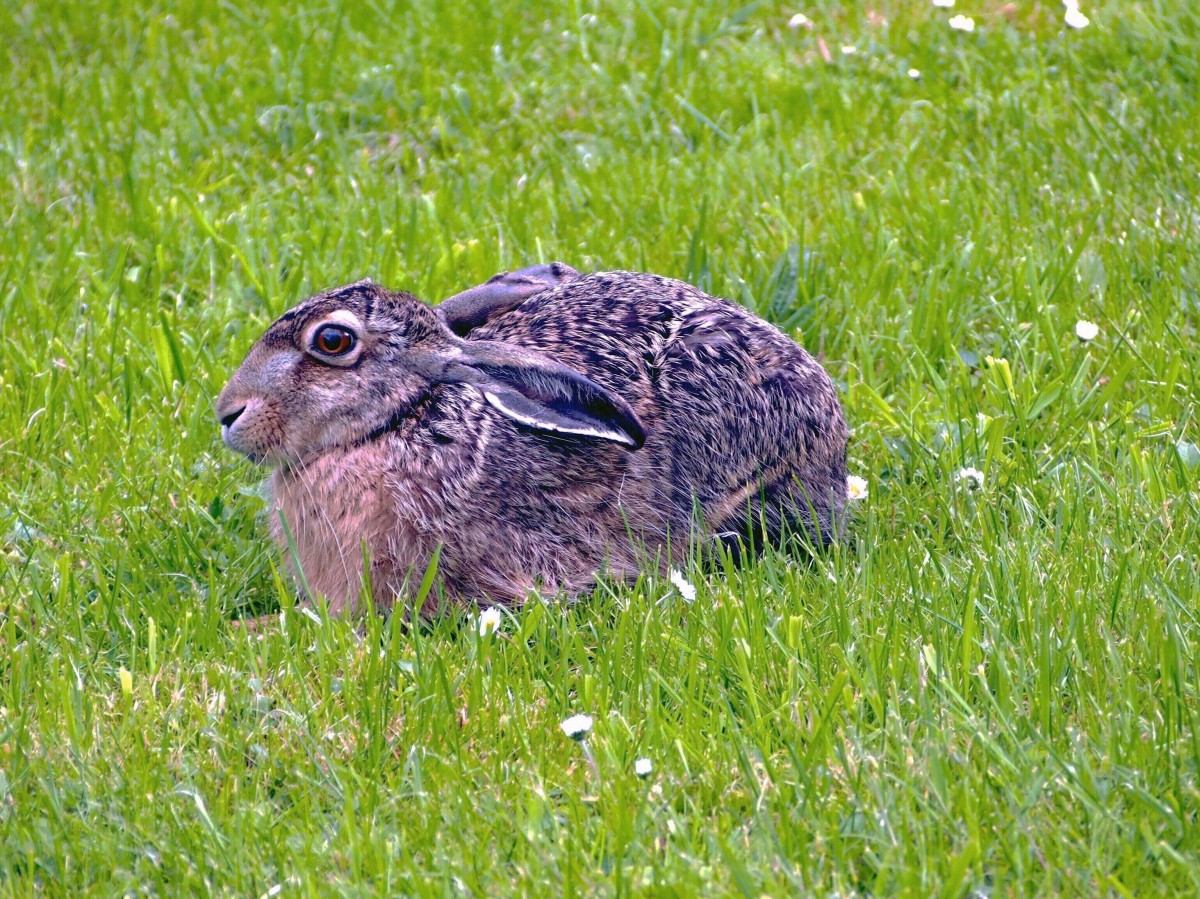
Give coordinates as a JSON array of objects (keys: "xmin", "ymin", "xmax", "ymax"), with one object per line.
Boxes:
[{"xmin": 3, "ymin": 0, "xmax": 1200, "ymax": 893}]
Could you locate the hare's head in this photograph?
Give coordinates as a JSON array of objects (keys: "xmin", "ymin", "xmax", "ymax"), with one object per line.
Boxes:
[{"xmin": 216, "ymin": 279, "xmax": 645, "ymax": 466}]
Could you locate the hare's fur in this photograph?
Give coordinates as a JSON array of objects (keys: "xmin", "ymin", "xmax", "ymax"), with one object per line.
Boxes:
[{"xmin": 217, "ymin": 270, "xmax": 847, "ymax": 615}]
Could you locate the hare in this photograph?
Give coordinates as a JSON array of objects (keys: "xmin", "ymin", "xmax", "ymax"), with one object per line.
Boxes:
[{"xmin": 216, "ymin": 266, "xmax": 848, "ymax": 616}]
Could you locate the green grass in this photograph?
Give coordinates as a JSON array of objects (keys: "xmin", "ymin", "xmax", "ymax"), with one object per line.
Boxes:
[{"xmin": 3, "ymin": 0, "xmax": 1200, "ymax": 893}]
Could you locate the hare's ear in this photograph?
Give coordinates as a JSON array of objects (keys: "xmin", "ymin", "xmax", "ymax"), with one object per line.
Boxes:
[
  {"xmin": 439, "ymin": 340, "xmax": 645, "ymax": 449},
  {"xmin": 437, "ymin": 262, "xmax": 581, "ymax": 336}
]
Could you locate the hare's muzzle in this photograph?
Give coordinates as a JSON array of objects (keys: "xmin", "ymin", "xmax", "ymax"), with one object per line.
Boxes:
[
  {"xmin": 215, "ymin": 390, "xmax": 268, "ymax": 461},
  {"xmin": 218, "ymin": 403, "xmax": 246, "ymax": 429}
]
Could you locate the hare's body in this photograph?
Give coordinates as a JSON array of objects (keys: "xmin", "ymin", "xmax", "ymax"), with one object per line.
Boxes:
[
  {"xmin": 469, "ymin": 272, "xmax": 848, "ymax": 547},
  {"xmin": 269, "ymin": 381, "xmax": 651, "ymax": 616},
  {"xmin": 218, "ymin": 269, "xmax": 847, "ymax": 616}
]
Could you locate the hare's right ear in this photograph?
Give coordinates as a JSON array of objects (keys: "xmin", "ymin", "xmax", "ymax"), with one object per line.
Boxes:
[
  {"xmin": 437, "ymin": 262, "xmax": 581, "ymax": 335},
  {"xmin": 430, "ymin": 339, "xmax": 645, "ymax": 449}
]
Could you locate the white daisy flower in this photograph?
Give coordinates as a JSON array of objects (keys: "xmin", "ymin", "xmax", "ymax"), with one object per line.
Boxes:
[
  {"xmin": 956, "ymin": 466, "xmax": 985, "ymax": 490},
  {"xmin": 634, "ymin": 757, "xmax": 653, "ymax": 778},
  {"xmin": 669, "ymin": 569, "xmax": 697, "ymax": 602},
  {"xmin": 1064, "ymin": 7, "xmax": 1089, "ymax": 28},
  {"xmin": 560, "ymin": 714, "xmax": 594, "ymax": 741},
  {"xmin": 847, "ymin": 475, "xmax": 869, "ymax": 501},
  {"xmin": 787, "ymin": 13, "xmax": 809, "ymax": 28},
  {"xmin": 932, "ymin": 0, "xmax": 954, "ymax": 7},
  {"xmin": 478, "ymin": 606, "xmax": 502, "ymax": 637},
  {"xmin": 908, "ymin": 68, "xmax": 921, "ymax": 79},
  {"xmin": 1075, "ymin": 319, "xmax": 1099, "ymax": 341},
  {"xmin": 948, "ymin": 15, "xmax": 975, "ymax": 32}
]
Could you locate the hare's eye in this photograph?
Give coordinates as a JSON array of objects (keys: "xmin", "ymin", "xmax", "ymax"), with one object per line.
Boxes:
[{"xmin": 313, "ymin": 325, "xmax": 355, "ymax": 357}]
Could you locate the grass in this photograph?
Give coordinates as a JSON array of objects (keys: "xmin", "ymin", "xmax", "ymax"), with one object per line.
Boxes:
[{"xmin": 2, "ymin": 0, "xmax": 1200, "ymax": 893}]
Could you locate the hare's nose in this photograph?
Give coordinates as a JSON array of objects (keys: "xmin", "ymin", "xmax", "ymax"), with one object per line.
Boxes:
[{"xmin": 219, "ymin": 404, "xmax": 247, "ymax": 428}]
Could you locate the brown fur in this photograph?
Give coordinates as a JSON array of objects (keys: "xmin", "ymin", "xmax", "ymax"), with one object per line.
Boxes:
[{"xmin": 215, "ymin": 270, "xmax": 848, "ymax": 616}]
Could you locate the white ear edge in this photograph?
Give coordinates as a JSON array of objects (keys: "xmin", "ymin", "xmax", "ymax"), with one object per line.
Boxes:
[{"xmin": 482, "ymin": 390, "xmax": 639, "ymax": 447}]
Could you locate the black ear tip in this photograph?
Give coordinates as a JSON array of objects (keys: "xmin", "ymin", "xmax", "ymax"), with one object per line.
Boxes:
[
  {"xmin": 622, "ymin": 417, "xmax": 647, "ymax": 450},
  {"xmin": 596, "ymin": 394, "xmax": 645, "ymax": 450}
]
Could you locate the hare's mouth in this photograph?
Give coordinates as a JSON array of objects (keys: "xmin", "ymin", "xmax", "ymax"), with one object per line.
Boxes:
[
  {"xmin": 220, "ymin": 423, "xmax": 269, "ymax": 464},
  {"xmin": 217, "ymin": 397, "xmax": 285, "ymax": 465}
]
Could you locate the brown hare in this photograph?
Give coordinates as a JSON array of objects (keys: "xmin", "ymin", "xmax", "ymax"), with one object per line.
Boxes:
[{"xmin": 216, "ymin": 265, "xmax": 848, "ymax": 617}]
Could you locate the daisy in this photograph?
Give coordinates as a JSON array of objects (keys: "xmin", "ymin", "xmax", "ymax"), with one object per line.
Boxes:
[
  {"xmin": 634, "ymin": 758, "xmax": 653, "ymax": 777},
  {"xmin": 1075, "ymin": 320, "xmax": 1099, "ymax": 342},
  {"xmin": 847, "ymin": 475, "xmax": 869, "ymax": 501},
  {"xmin": 560, "ymin": 714, "xmax": 594, "ymax": 741},
  {"xmin": 478, "ymin": 606, "xmax": 502, "ymax": 637},
  {"xmin": 956, "ymin": 466, "xmax": 984, "ymax": 490},
  {"xmin": 948, "ymin": 15, "xmax": 975, "ymax": 32},
  {"xmin": 669, "ymin": 569, "xmax": 697, "ymax": 602}
]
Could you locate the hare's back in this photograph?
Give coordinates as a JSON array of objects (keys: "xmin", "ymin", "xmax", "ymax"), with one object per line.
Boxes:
[
  {"xmin": 467, "ymin": 271, "xmax": 791, "ymax": 389},
  {"xmin": 467, "ymin": 272, "xmax": 702, "ymax": 381},
  {"xmin": 470, "ymin": 271, "xmax": 848, "ymax": 543}
]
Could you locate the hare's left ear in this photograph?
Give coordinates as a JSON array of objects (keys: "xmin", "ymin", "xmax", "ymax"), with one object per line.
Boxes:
[
  {"xmin": 437, "ymin": 262, "xmax": 581, "ymax": 335},
  {"xmin": 430, "ymin": 339, "xmax": 645, "ymax": 449}
]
